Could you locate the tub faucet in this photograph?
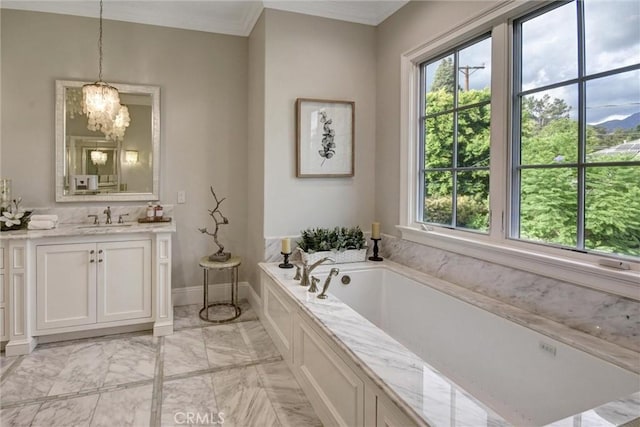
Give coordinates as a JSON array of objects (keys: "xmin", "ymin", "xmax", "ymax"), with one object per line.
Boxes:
[
  {"xmin": 317, "ymin": 268, "xmax": 340, "ymax": 299},
  {"xmin": 103, "ymin": 206, "xmax": 112, "ymax": 224},
  {"xmin": 297, "ymin": 248, "xmax": 334, "ymax": 287}
]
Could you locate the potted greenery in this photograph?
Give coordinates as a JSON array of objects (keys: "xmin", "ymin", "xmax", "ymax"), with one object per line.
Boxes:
[{"xmin": 297, "ymin": 226, "xmax": 367, "ymax": 264}]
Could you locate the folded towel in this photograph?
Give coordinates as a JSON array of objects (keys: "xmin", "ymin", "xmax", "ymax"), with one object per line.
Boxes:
[
  {"xmin": 28, "ymin": 220, "xmax": 57, "ymax": 230},
  {"xmin": 30, "ymin": 215, "xmax": 59, "ymax": 222}
]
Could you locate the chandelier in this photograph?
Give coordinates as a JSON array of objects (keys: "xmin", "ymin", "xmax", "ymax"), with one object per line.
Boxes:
[
  {"xmin": 90, "ymin": 150, "xmax": 108, "ymax": 166},
  {"xmin": 82, "ymin": 0, "xmax": 126, "ymax": 140}
]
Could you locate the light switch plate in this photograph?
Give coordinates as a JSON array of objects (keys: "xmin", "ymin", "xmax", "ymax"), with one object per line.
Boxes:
[{"xmin": 177, "ymin": 190, "xmax": 186, "ymax": 204}]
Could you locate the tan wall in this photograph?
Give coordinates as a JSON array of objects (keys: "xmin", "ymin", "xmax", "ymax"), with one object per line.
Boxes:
[
  {"xmin": 247, "ymin": 12, "xmax": 266, "ymax": 293},
  {"xmin": 263, "ymin": 9, "xmax": 377, "ymax": 237},
  {"xmin": 0, "ymin": 9, "xmax": 248, "ymax": 288},
  {"xmin": 375, "ymin": 1, "xmax": 497, "ymax": 236}
]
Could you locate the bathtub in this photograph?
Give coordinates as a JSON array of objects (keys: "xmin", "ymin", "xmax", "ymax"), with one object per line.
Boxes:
[{"xmin": 259, "ymin": 261, "xmax": 640, "ymax": 427}]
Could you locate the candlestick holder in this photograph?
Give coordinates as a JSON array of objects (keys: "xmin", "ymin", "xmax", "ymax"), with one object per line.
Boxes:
[
  {"xmin": 368, "ymin": 238, "xmax": 383, "ymax": 262},
  {"xmin": 279, "ymin": 252, "xmax": 294, "ymax": 269}
]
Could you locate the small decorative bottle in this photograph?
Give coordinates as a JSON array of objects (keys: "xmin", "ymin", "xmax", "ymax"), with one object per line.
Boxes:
[
  {"xmin": 155, "ymin": 205, "xmax": 164, "ymax": 220},
  {"xmin": 146, "ymin": 202, "xmax": 155, "ymax": 219}
]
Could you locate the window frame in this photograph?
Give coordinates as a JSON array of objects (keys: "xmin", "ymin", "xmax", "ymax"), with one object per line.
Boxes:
[
  {"xmin": 418, "ymin": 33, "xmax": 492, "ymax": 233},
  {"xmin": 399, "ymin": 0, "xmax": 639, "ymax": 300},
  {"xmin": 510, "ymin": 1, "xmax": 640, "ymax": 257}
]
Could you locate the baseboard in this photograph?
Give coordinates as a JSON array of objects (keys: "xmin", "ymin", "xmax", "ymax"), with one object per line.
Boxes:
[
  {"xmin": 245, "ymin": 281, "xmax": 262, "ymax": 314},
  {"xmin": 5, "ymin": 337, "xmax": 38, "ymax": 356},
  {"xmin": 172, "ymin": 282, "xmax": 258, "ymax": 307}
]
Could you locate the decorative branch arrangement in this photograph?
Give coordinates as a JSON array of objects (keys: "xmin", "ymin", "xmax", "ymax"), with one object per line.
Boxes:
[{"xmin": 198, "ymin": 186, "xmax": 231, "ymax": 262}]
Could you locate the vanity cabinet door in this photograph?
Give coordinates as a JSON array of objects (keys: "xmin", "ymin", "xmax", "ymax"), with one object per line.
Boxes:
[
  {"xmin": 97, "ymin": 240, "xmax": 151, "ymax": 323},
  {"xmin": 36, "ymin": 243, "xmax": 97, "ymax": 330}
]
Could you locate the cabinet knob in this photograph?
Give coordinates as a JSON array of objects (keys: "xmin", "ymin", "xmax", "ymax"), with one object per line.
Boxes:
[
  {"xmin": 98, "ymin": 259, "xmax": 103, "ymax": 263},
  {"xmin": 90, "ymin": 258, "xmax": 95, "ymax": 263},
  {"xmin": 90, "ymin": 250, "xmax": 95, "ymax": 254},
  {"xmin": 98, "ymin": 250, "xmax": 103, "ymax": 254}
]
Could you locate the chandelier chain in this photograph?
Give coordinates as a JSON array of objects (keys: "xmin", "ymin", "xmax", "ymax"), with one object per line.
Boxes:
[{"xmin": 98, "ymin": 0, "xmax": 103, "ymax": 82}]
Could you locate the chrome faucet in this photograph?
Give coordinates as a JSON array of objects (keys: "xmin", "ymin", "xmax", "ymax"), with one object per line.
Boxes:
[
  {"xmin": 317, "ymin": 268, "xmax": 340, "ymax": 299},
  {"xmin": 103, "ymin": 206, "xmax": 112, "ymax": 224},
  {"xmin": 296, "ymin": 248, "xmax": 334, "ymax": 287}
]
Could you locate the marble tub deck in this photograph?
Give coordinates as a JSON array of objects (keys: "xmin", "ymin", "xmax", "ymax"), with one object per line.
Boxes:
[{"xmin": 0, "ymin": 301, "xmax": 322, "ymax": 427}]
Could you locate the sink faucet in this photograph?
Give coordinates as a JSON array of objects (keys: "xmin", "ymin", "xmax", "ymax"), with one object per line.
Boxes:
[
  {"xmin": 317, "ymin": 268, "xmax": 340, "ymax": 299},
  {"xmin": 103, "ymin": 206, "xmax": 112, "ymax": 224},
  {"xmin": 296, "ymin": 248, "xmax": 334, "ymax": 287},
  {"xmin": 87, "ymin": 214, "xmax": 99, "ymax": 225}
]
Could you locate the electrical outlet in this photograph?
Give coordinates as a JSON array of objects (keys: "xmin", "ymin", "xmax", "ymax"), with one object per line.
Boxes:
[
  {"xmin": 177, "ymin": 190, "xmax": 186, "ymax": 204},
  {"xmin": 539, "ymin": 341, "xmax": 557, "ymax": 357}
]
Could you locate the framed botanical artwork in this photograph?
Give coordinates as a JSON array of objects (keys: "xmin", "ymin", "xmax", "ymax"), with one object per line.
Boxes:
[{"xmin": 296, "ymin": 98, "xmax": 355, "ymax": 177}]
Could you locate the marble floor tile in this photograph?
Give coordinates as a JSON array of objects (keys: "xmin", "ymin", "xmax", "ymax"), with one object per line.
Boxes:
[
  {"xmin": 161, "ymin": 374, "xmax": 219, "ymax": 427},
  {"xmin": 1, "ymin": 345, "xmax": 74, "ymax": 404},
  {"xmin": 0, "ymin": 403, "xmax": 41, "ymax": 427},
  {"xmin": 240, "ymin": 321, "xmax": 281, "ymax": 360},
  {"xmin": 202, "ymin": 324, "xmax": 254, "ymax": 367},
  {"xmin": 211, "ymin": 365, "xmax": 279, "ymax": 427},
  {"xmin": 257, "ymin": 361, "xmax": 323, "ymax": 427},
  {"xmin": 173, "ymin": 300, "xmax": 257, "ymax": 330},
  {"xmin": 47, "ymin": 341, "xmax": 115, "ymax": 395},
  {"xmin": 47, "ymin": 335, "xmax": 157, "ymax": 395},
  {"xmin": 163, "ymin": 328, "xmax": 208, "ymax": 377},
  {"xmin": 173, "ymin": 305, "xmax": 206, "ymax": 330},
  {"xmin": 30, "ymin": 394, "xmax": 99, "ymax": 427},
  {"xmin": 90, "ymin": 384, "xmax": 153, "ymax": 427},
  {"xmin": 0, "ymin": 354, "xmax": 18, "ymax": 378},
  {"xmin": 102, "ymin": 335, "xmax": 157, "ymax": 386},
  {"xmin": 0, "ymin": 308, "xmax": 320, "ymax": 427}
]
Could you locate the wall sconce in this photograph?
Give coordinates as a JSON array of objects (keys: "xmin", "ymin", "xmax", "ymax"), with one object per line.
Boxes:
[{"xmin": 125, "ymin": 150, "xmax": 139, "ymax": 165}]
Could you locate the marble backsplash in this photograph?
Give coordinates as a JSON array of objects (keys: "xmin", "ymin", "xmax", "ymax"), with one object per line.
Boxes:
[
  {"xmin": 264, "ymin": 234, "xmax": 639, "ymax": 353},
  {"xmin": 29, "ymin": 204, "xmax": 174, "ymax": 224}
]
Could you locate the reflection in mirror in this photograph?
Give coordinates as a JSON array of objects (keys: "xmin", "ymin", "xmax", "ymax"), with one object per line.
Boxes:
[{"xmin": 56, "ymin": 80, "xmax": 160, "ymax": 202}]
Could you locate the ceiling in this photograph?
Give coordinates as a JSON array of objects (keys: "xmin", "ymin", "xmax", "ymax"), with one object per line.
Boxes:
[{"xmin": 1, "ymin": 1, "xmax": 409, "ymax": 36}]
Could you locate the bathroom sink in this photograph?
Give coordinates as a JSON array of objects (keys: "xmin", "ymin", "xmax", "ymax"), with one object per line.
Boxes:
[{"xmin": 78, "ymin": 223, "xmax": 133, "ymax": 229}]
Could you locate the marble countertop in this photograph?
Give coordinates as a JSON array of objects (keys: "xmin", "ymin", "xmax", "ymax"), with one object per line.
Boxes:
[
  {"xmin": 259, "ymin": 260, "xmax": 640, "ymax": 427},
  {"xmin": 0, "ymin": 221, "xmax": 176, "ymax": 240}
]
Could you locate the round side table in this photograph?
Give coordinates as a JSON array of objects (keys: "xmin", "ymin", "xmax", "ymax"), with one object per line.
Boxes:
[{"xmin": 198, "ymin": 255, "xmax": 242, "ymax": 323}]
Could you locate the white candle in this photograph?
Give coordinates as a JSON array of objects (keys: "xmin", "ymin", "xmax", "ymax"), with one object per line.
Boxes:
[
  {"xmin": 281, "ymin": 238, "xmax": 291, "ymax": 254},
  {"xmin": 371, "ymin": 222, "xmax": 380, "ymax": 239}
]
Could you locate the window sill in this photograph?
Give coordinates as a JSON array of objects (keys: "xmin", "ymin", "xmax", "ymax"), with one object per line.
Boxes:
[{"xmin": 396, "ymin": 225, "xmax": 640, "ymax": 300}]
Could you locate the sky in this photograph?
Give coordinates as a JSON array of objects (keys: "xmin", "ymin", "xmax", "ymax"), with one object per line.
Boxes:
[{"xmin": 425, "ymin": 0, "xmax": 640, "ymax": 125}]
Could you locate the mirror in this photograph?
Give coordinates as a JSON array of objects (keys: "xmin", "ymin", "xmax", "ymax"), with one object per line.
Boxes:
[{"xmin": 55, "ymin": 80, "xmax": 160, "ymax": 202}]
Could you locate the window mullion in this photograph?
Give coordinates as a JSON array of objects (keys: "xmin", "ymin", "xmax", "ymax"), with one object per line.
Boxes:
[
  {"xmin": 576, "ymin": 0, "xmax": 586, "ymax": 250},
  {"xmin": 452, "ymin": 51, "xmax": 460, "ymax": 228},
  {"xmin": 510, "ymin": 20, "xmax": 524, "ymax": 239},
  {"xmin": 419, "ymin": 66, "xmax": 428, "ymax": 223}
]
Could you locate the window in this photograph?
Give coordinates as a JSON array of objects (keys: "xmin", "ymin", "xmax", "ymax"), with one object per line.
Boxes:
[
  {"xmin": 401, "ymin": 1, "xmax": 639, "ymax": 295},
  {"xmin": 512, "ymin": 1, "xmax": 640, "ymax": 257},
  {"xmin": 419, "ymin": 35, "xmax": 492, "ymax": 232}
]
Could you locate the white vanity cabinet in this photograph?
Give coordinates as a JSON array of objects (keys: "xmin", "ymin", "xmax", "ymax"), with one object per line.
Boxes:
[
  {"xmin": 36, "ymin": 239, "xmax": 151, "ymax": 330},
  {"xmin": 1, "ymin": 222, "xmax": 174, "ymax": 356}
]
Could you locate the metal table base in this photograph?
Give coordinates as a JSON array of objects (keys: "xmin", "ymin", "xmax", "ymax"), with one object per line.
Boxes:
[{"xmin": 198, "ymin": 256, "xmax": 242, "ymax": 323}]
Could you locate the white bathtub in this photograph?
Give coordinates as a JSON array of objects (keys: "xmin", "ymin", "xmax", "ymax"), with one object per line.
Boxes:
[{"xmin": 261, "ymin": 261, "xmax": 640, "ymax": 426}]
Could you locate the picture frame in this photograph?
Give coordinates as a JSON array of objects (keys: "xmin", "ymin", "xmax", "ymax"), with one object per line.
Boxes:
[{"xmin": 296, "ymin": 98, "xmax": 355, "ymax": 177}]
